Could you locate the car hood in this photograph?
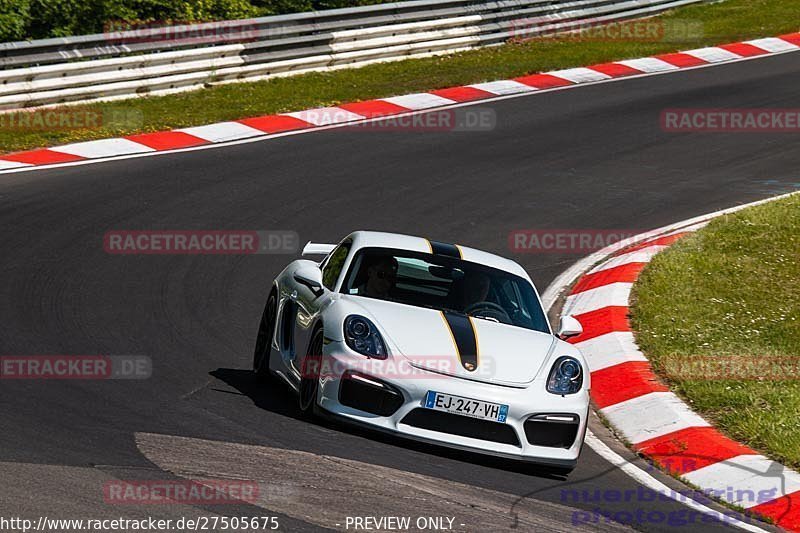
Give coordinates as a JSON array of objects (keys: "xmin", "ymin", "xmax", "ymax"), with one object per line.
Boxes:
[{"xmin": 340, "ymin": 296, "xmax": 555, "ymax": 386}]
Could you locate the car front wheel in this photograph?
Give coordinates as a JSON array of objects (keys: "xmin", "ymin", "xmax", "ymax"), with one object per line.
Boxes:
[{"xmin": 298, "ymin": 328, "xmax": 323, "ymax": 415}]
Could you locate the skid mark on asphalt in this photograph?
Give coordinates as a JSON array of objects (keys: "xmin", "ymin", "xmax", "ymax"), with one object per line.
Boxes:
[{"xmin": 135, "ymin": 432, "xmax": 632, "ymax": 532}]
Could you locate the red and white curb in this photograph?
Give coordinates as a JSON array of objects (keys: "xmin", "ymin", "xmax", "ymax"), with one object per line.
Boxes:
[
  {"xmin": 556, "ymin": 193, "xmax": 800, "ymax": 531},
  {"xmin": 1, "ymin": 33, "xmax": 799, "ymax": 173}
]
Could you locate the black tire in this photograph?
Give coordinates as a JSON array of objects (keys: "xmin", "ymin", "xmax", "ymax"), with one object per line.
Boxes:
[
  {"xmin": 253, "ymin": 289, "xmax": 277, "ymax": 381},
  {"xmin": 298, "ymin": 328, "xmax": 323, "ymax": 415}
]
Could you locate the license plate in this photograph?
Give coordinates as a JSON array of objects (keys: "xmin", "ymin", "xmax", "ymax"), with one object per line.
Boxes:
[{"xmin": 424, "ymin": 391, "xmax": 508, "ymax": 423}]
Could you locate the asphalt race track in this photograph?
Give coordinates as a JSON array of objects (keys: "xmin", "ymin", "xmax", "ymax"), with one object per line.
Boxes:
[{"xmin": 1, "ymin": 51, "xmax": 799, "ymax": 532}]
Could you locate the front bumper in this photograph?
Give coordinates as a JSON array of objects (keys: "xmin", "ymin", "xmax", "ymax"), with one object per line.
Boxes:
[{"xmin": 317, "ymin": 341, "xmax": 589, "ymax": 466}]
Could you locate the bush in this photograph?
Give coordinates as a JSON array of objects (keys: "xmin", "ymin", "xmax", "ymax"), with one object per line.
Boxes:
[
  {"xmin": 313, "ymin": 0, "xmax": 391, "ymax": 9},
  {"xmin": 251, "ymin": 0, "xmax": 313, "ymax": 16},
  {"xmin": 0, "ymin": 0, "xmax": 31, "ymax": 41},
  {"xmin": 0, "ymin": 0, "xmax": 399, "ymax": 41}
]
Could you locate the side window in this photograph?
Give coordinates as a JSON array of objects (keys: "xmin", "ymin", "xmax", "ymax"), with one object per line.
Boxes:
[{"xmin": 322, "ymin": 242, "xmax": 351, "ymax": 290}]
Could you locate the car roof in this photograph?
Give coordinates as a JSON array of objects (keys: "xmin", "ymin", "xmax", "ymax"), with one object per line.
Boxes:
[{"xmin": 344, "ymin": 231, "xmax": 531, "ymax": 281}]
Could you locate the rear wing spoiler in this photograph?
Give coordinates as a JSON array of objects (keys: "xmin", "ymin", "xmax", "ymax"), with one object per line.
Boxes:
[{"xmin": 302, "ymin": 242, "xmax": 336, "ymax": 256}]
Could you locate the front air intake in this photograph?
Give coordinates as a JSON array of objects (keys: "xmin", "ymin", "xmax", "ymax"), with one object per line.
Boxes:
[
  {"xmin": 401, "ymin": 409, "xmax": 520, "ymax": 446},
  {"xmin": 338, "ymin": 371, "xmax": 404, "ymax": 416},
  {"xmin": 523, "ymin": 413, "xmax": 580, "ymax": 448}
]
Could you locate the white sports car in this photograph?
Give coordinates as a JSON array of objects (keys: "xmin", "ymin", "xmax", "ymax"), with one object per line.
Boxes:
[{"xmin": 253, "ymin": 231, "xmax": 589, "ymax": 473}]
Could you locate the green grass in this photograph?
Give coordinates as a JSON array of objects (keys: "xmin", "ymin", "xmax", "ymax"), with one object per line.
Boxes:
[
  {"xmin": 631, "ymin": 194, "xmax": 800, "ymax": 469},
  {"xmin": 3, "ymin": 0, "xmax": 800, "ymax": 154}
]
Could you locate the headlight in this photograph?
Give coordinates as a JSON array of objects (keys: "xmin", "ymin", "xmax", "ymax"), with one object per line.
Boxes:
[
  {"xmin": 546, "ymin": 356, "xmax": 583, "ymax": 395},
  {"xmin": 344, "ymin": 315, "xmax": 387, "ymax": 359}
]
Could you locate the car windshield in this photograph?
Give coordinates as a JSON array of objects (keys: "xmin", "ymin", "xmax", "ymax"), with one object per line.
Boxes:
[{"xmin": 341, "ymin": 247, "xmax": 550, "ymax": 333}]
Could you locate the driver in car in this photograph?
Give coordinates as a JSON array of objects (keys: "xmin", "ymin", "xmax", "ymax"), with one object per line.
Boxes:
[
  {"xmin": 357, "ymin": 255, "xmax": 398, "ymax": 300},
  {"xmin": 461, "ymin": 271, "xmax": 491, "ymax": 311}
]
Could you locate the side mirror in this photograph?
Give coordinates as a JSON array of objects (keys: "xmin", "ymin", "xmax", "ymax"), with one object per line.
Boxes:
[
  {"xmin": 294, "ymin": 265, "xmax": 325, "ymax": 297},
  {"xmin": 557, "ymin": 315, "xmax": 583, "ymax": 340}
]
